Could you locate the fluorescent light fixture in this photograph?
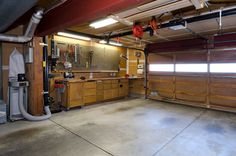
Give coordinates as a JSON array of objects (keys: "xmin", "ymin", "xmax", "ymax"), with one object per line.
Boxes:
[
  {"xmin": 89, "ymin": 18, "xmax": 118, "ymax": 29},
  {"xmin": 169, "ymin": 21, "xmax": 187, "ymax": 30},
  {"xmin": 99, "ymin": 40, "xmax": 107, "ymax": 44},
  {"xmin": 149, "ymin": 64, "xmax": 174, "ymax": 72},
  {"xmin": 57, "ymin": 32, "xmax": 91, "ymax": 41},
  {"xmin": 109, "ymin": 41, "xmax": 123, "ymax": 46},
  {"xmin": 99, "ymin": 40, "xmax": 122, "ymax": 46}
]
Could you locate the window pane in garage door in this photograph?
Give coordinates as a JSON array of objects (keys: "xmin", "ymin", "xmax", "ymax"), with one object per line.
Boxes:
[
  {"xmin": 210, "ymin": 63, "xmax": 236, "ymax": 73},
  {"xmin": 176, "ymin": 64, "xmax": 208, "ymax": 72},
  {"xmin": 149, "ymin": 64, "xmax": 174, "ymax": 72}
]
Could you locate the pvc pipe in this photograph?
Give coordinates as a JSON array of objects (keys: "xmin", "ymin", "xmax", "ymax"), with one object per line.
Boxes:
[
  {"xmin": 18, "ymin": 87, "xmax": 51, "ymax": 121},
  {"xmin": 0, "ymin": 9, "xmax": 43, "ymax": 43}
]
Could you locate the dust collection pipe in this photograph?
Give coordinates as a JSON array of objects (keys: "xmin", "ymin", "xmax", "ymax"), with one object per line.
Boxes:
[
  {"xmin": 16, "ymin": 36, "xmax": 52, "ymax": 121},
  {"xmin": 18, "ymin": 87, "xmax": 51, "ymax": 121},
  {"xmin": 2, "ymin": 9, "xmax": 52, "ymax": 121},
  {"xmin": 0, "ymin": 9, "xmax": 43, "ymax": 43}
]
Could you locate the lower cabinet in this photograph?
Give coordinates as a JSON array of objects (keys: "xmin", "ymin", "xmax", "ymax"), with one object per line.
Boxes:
[
  {"xmin": 96, "ymin": 80, "xmax": 104, "ymax": 102},
  {"xmin": 119, "ymin": 79, "xmax": 129, "ymax": 97},
  {"xmin": 62, "ymin": 82, "xmax": 84, "ymax": 110},
  {"xmin": 84, "ymin": 82, "xmax": 97, "ymax": 105},
  {"xmin": 61, "ymin": 78, "xmax": 129, "ymax": 109}
]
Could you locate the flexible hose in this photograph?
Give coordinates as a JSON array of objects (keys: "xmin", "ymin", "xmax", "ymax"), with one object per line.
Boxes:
[{"xmin": 18, "ymin": 87, "xmax": 51, "ymax": 121}]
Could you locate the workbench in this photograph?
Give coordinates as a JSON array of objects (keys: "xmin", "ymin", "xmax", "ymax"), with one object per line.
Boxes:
[{"xmin": 59, "ymin": 78, "xmax": 129, "ymax": 110}]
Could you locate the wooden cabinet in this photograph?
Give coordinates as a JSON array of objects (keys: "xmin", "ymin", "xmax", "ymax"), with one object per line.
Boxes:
[
  {"xmin": 103, "ymin": 80, "xmax": 113, "ymax": 100},
  {"xmin": 84, "ymin": 82, "xmax": 97, "ymax": 105},
  {"xmin": 129, "ymin": 78, "xmax": 145, "ymax": 96},
  {"xmin": 62, "ymin": 82, "xmax": 84, "ymax": 109},
  {"xmin": 61, "ymin": 78, "xmax": 129, "ymax": 109},
  {"xmin": 103, "ymin": 79, "xmax": 120, "ymax": 100},
  {"xmin": 96, "ymin": 81, "xmax": 104, "ymax": 102},
  {"xmin": 119, "ymin": 79, "xmax": 129, "ymax": 97}
]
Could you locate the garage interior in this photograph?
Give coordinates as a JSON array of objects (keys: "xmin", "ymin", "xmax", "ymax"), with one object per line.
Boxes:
[{"xmin": 0, "ymin": 0, "xmax": 236, "ymax": 156}]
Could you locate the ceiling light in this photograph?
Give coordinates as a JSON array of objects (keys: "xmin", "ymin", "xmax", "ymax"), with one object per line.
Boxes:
[
  {"xmin": 169, "ymin": 21, "xmax": 187, "ymax": 30},
  {"xmin": 57, "ymin": 32, "xmax": 91, "ymax": 41},
  {"xmin": 109, "ymin": 41, "xmax": 123, "ymax": 46},
  {"xmin": 89, "ymin": 18, "xmax": 118, "ymax": 29},
  {"xmin": 99, "ymin": 40, "xmax": 107, "ymax": 44}
]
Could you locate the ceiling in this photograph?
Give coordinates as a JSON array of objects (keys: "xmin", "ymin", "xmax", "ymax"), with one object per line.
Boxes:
[
  {"xmin": 0, "ymin": 0, "xmax": 66, "ymax": 33},
  {"xmin": 1, "ymin": 0, "xmax": 236, "ymax": 49},
  {"xmin": 65, "ymin": 0, "xmax": 236, "ymax": 49}
]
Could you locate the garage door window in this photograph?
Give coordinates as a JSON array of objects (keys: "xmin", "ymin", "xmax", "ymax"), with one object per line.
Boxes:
[
  {"xmin": 149, "ymin": 64, "xmax": 174, "ymax": 72},
  {"xmin": 175, "ymin": 64, "xmax": 208, "ymax": 73},
  {"xmin": 210, "ymin": 63, "xmax": 236, "ymax": 73}
]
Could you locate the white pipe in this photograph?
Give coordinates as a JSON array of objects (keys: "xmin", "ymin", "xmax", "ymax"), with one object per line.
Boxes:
[
  {"xmin": 0, "ymin": 9, "xmax": 43, "ymax": 43},
  {"xmin": 18, "ymin": 87, "xmax": 51, "ymax": 121}
]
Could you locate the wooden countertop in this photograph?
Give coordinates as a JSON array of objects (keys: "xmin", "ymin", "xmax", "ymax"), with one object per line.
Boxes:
[
  {"xmin": 57, "ymin": 77, "xmax": 128, "ymax": 83},
  {"xmin": 128, "ymin": 77, "xmax": 144, "ymax": 80}
]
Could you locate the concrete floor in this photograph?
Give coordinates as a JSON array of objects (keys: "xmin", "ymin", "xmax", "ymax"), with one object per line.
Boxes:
[{"xmin": 0, "ymin": 98, "xmax": 236, "ymax": 156}]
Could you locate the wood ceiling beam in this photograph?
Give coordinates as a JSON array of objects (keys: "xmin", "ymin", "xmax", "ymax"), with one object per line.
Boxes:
[{"xmin": 36, "ymin": 0, "xmax": 153, "ymax": 36}]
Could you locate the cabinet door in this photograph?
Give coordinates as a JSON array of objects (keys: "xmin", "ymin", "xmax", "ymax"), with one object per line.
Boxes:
[
  {"xmin": 119, "ymin": 82, "xmax": 129, "ymax": 97},
  {"xmin": 112, "ymin": 88, "xmax": 119, "ymax": 98},
  {"xmin": 68, "ymin": 82, "xmax": 84, "ymax": 107},
  {"xmin": 104, "ymin": 89, "xmax": 113, "ymax": 100},
  {"xmin": 84, "ymin": 95, "xmax": 96, "ymax": 104},
  {"xmin": 96, "ymin": 81, "xmax": 104, "ymax": 102}
]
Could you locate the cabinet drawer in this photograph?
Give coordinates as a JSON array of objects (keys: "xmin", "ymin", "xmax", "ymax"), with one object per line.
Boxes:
[
  {"xmin": 97, "ymin": 83, "xmax": 104, "ymax": 90},
  {"xmin": 112, "ymin": 83, "xmax": 118, "ymax": 89},
  {"xmin": 84, "ymin": 89, "xmax": 96, "ymax": 96},
  {"xmin": 112, "ymin": 80, "xmax": 119, "ymax": 84},
  {"xmin": 103, "ymin": 80, "xmax": 112, "ymax": 84},
  {"xmin": 104, "ymin": 84, "xmax": 112, "ymax": 90},
  {"xmin": 84, "ymin": 82, "xmax": 96, "ymax": 89},
  {"xmin": 120, "ymin": 79, "xmax": 128, "ymax": 83},
  {"xmin": 84, "ymin": 95, "xmax": 96, "ymax": 104}
]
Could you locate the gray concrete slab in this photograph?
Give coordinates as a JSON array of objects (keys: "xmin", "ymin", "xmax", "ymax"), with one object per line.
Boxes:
[
  {"xmin": 0, "ymin": 98, "xmax": 235, "ymax": 156},
  {"xmin": 0, "ymin": 120, "xmax": 110, "ymax": 156},
  {"xmin": 154, "ymin": 110, "xmax": 236, "ymax": 156}
]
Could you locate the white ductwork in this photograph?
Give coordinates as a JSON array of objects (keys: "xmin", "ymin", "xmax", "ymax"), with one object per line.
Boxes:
[
  {"xmin": 19, "ymin": 87, "xmax": 51, "ymax": 121},
  {"xmin": 0, "ymin": 9, "xmax": 43, "ymax": 43}
]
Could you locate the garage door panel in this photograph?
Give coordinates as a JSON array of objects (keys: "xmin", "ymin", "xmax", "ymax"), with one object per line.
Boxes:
[
  {"xmin": 210, "ymin": 95, "xmax": 236, "ymax": 108},
  {"xmin": 149, "ymin": 81, "xmax": 174, "ymax": 92},
  {"xmin": 149, "ymin": 53, "xmax": 173, "ymax": 63},
  {"xmin": 158, "ymin": 91, "xmax": 174, "ymax": 98},
  {"xmin": 176, "ymin": 93, "xmax": 206, "ymax": 102},
  {"xmin": 210, "ymin": 86, "xmax": 236, "ymax": 97},
  {"xmin": 176, "ymin": 83, "xmax": 206, "ymax": 94}
]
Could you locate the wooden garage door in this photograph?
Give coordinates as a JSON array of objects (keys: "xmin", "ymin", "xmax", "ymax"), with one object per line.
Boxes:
[{"xmin": 147, "ymin": 49, "xmax": 236, "ymax": 113}]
